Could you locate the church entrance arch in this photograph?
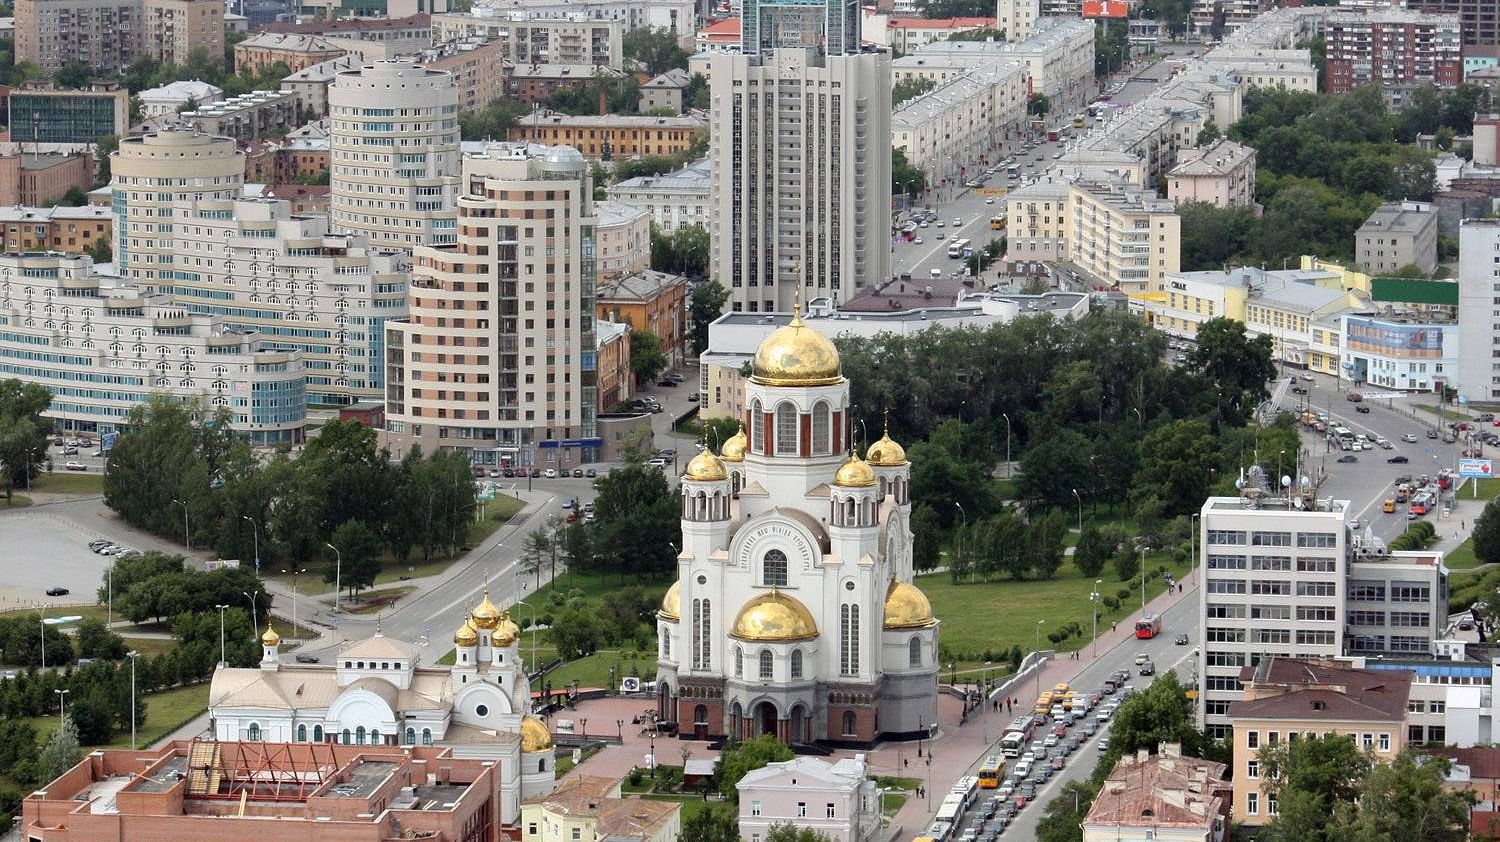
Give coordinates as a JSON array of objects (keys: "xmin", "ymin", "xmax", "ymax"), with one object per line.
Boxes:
[
  {"xmin": 753, "ymin": 700, "xmax": 779, "ymax": 738},
  {"xmin": 788, "ymin": 704, "xmax": 807, "ymax": 745}
]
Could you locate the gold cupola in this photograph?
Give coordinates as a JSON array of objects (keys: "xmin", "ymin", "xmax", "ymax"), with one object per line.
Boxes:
[
  {"xmin": 833, "ymin": 450, "xmax": 877, "ymax": 488},
  {"xmin": 491, "ymin": 612, "xmax": 521, "ymax": 647},
  {"xmin": 470, "ymin": 586, "xmax": 502, "ymax": 630},
  {"xmin": 260, "ymin": 625, "xmax": 281, "ymax": 646},
  {"xmin": 730, "ymin": 590, "xmax": 819, "ymax": 642},
  {"xmin": 454, "ymin": 615, "xmax": 479, "ymax": 647},
  {"xmin": 865, "ymin": 418, "xmax": 908, "ymax": 467},
  {"xmin": 520, "ymin": 715, "xmax": 553, "ymax": 752},
  {"xmin": 883, "ymin": 579, "xmax": 937, "ymax": 629},
  {"xmin": 659, "ymin": 580, "xmax": 681, "ymax": 621},
  {"xmin": 720, "ymin": 424, "xmax": 748, "ymax": 462},
  {"xmin": 684, "ymin": 447, "xmax": 728, "ymax": 481},
  {"xmin": 749, "ymin": 286, "xmax": 841, "ymax": 387}
]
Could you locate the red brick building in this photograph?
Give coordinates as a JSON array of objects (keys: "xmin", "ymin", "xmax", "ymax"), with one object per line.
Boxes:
[
  {"xmin": 1326, "ymin": 8, "xmax": 1463, "ymax": 96},
  {"xmin": 0, "ymin": 151, "xmax": 92, "ymax": 206},
  {"xmin": 22, "ymin": 740, "xmax": 505, "ymax": 842}
]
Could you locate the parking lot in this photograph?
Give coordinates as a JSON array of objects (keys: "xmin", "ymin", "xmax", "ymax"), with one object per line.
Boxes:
[{"xmin": 0, "ymin": 511, "xmax": 127, "ymax": 606}]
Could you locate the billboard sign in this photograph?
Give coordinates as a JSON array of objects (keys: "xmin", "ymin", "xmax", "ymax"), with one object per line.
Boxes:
[{"xmin": 1459, "ymin": 458, "xmax": 1492, "ymax": 478}]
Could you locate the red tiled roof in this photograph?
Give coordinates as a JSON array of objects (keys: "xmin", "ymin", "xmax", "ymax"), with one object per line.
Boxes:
[
  {"xmin": 888, "ymin": 16, "xmax": 996, "ymax": 28},
  {"xmin": 701, "ymin": 18, "xmax": 740, "ymax": 39},
  {"xmin": 1229, "ymin": 659, "xmax": 1411, "ymax": 723},
  {"xmin": 1427, "ymin": 746, "xmax": 1500, "ymax": 781}
]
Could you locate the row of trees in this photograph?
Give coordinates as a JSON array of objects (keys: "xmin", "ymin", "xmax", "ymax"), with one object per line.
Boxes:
[
  {"xmin": 98, "ymin": 551, "xmax": 271, "ymax": 627},
  {"xmin": 650, "ymin": 224, "xmax": 711, "ymax": 278},
  {"xmin": 0, "ymin": 379, "xmax": 51, "ymax": 501},
  {"xmin": 103, "ymin": 399, "xmax": 476, "ymax": 597}
]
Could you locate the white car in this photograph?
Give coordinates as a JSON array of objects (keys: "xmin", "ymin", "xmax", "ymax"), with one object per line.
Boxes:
[
  {"xmin": 64, "ymin": 460, "xmax": 87, "ymax": 471},
  {"xmin": 1402, "ymin": 433, "xmax": 1419, "ymax": 443},
  {"xmin": 1134, "ymin": 653, "xmax": 1149, "ymax": 665},
  {"xmin": 543, "ymin": 468, "xmax": 558, "ymax": 478},
  {"xmin": 985, "ymin": 198, "xmax": 995, "ymax": 204},
  {"xmin": 914, "ymin": 237, "xmax": 924, "ymax": 244},
  {"xmin": 952, "ymin": 217, "xmax": 962, "ymax": 226}
]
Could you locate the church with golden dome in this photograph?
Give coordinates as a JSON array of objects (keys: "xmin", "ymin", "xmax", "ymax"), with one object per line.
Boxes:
[
  {"xmin": 208, "ymin": 587, "xmax": 557, "ymax": 833},
  {"xmin": 656, "ymin": 305, "xmax": 939, "ymax": 746}
]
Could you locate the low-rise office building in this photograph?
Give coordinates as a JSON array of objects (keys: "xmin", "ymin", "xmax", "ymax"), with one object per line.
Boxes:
[
  {"xmin": 640, "ymin": 68, "xmax": 692, "ymax": 114},
  {"xmin": 234, "ymin": 32, "xmax": 348, "ymax": 75},
  {"xmin": 891, "ymin": 59, "xmax": 1028, "ymax": 189},
  {"xmin": 1166, "ymin": 138, "xmax": 1257, "ymax": 208},
  {"xmin": 1230, "ymin": 659, "xmax": 1410, "ymax": 827},
  {"xmin": 0, "ymin": 252, "xmax": 306, "ymax": 441},
  {"xmin": 893, "ymin": 18, "xmax": 1096, "ymax": 118},
  {"xmin": 884, "ymin": 16, "xmax": 996, "ymax": 53},
  {"xmin": 595, "ymin": 318, "xmax": 631, "ymax": 409},
  {"xmin": 7, "ymin": 84, "xmax": 130, "ymax": 143},
  {"xmin": 0, "ymin": 205, "xmax": 111, "ymax": 253},
  {"xmin": 595, "ymin": 269, "xmax": 686, "ymax": 365},
  {"xmin": 737, "ymin": 756, "xmax": 881, "ymax": 842},
  {"xmin": 594, "ymin": 200, "xmax": 651, "ymax": 280},
  {"xmin": 509, "ymin": 112, "xmax": 706, "ymax": 160},
  {"xmin": 1339, "ymin": 312, "xmax": 1456, "ymax": 392},
  {"xmin": 137, "ymin": 79, "xmax": 223, "ymax": 117},
  {"xmin": 507, "ymin": 63, "xmax": 629, "ymax": 105},
  {"xmin": 1082, "ymin": 746, "xmax": 1230, "ymax": 842},
  {"xmin": 180, "ymin": 90, "xmax": 303, "ymax": 145},
  {"xmin": 522, "ymin": 776, "xmax": 680, "ymax": 842},
  {"xmin": 1357, "ymin": 201, "xmax": 1440, "ymax": 276},
  {"xmin": 431, "ymin": 11, "xmax": 624, "ymax": 69},
  {"xmin": 606, "ymin": 157, "xmax": 709, "ymax": 233},
  {"xmin": 0, "ymin": 152, "xmax": 93, "ymax": 207}
]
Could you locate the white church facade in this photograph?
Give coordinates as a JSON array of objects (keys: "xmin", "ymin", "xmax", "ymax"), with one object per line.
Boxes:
[
  {"xmin": 209, "ymin": 591, "xmax": 556, "ymax": 828},
  {"xmin": 655, "ymin": 305, "xmax": 940, "ymax": 746}
]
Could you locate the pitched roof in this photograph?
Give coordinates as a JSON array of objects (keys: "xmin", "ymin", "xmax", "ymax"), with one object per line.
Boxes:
[
  {"xmin": 1084, "ymin": 751, "xmax": 1227, "ymax": 830},
  {"xmin": 340, "ymin": 633, "xmax": 418, "ymax": 661},
  {"xmin": 1229, "ymin": 658, "xmax": 1411, "ymax": 722},
  {"xmin": 738, "ymin": 755, "xmax": 868, "ymax": 788},
  {"xmin": 699, "ymin": 17, "xmax": 740, "ymax": 39},
  {"xmin": 1426, "ymin": 746, "xmax": 1500, "ymax": 781},
  {"xmin": 888, "ymin": 16, "xmax": 995, "ymax": 29},
  {"xmin": 595, "ymin": 269, "xmax": 687, "ymax": 304}
]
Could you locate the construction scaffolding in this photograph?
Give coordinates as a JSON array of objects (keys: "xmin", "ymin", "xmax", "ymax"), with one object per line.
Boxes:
[{"xmin": 185, "ymin": 738, "xmax": 340, "ymax": 802}]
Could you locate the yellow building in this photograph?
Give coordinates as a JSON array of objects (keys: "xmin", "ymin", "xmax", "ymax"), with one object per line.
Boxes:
[
  {"xmin": 1005, "ymin": 177, "xmax": 1180, "ymax": 295},
  {"xmin": 522, "ymin": 775, "xmax": 680, "ymax": 842},
  {"xmin": 1230, "ymin": 659, "xmax": 1410, "ymax": 827},
  {"xmin": 510, "ymin": 112, "xmax": 707, "ymax": 160}
]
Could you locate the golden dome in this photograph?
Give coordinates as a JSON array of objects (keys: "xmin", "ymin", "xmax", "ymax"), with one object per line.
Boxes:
[
  {"xmin": 659, "ymin": 580, "xmax": 681, "ymax": 621},
  {"xmin": 884, "ymin": 580, "xmax": 937, "ymax": 629},
  {"xmin": 730, "ymin": 590, "xmax": 819, "ymax": 642},
  {"xmin": 866, "ymin": 431, "xmax": 907, "ymax": 467},
  {"xmin": 833, "ymin": 451, "xmax": 877, "ymax": 488},
  {"xmin": 491, "ymin": 613, "xmax": 521, "ymax": 647},
  {"xmin": 471, "ymin": 587, "xmax": 502, "ymax": 630},
  {"xmin": 720, "ymin": 425, "xmax": 748, "ymax": 462},
  {"xmin": 684, "ymin": 447, "xmax": 728, "ymax": 482},
  {"xmin": 261, "ymin": 625, "xmax": 280, "ymax": 646},
  {"xmin": 454, "ymin": 616, "xmax": 479, "ymax": 647},
  {"xmin": 750, "ymin": 310, "xmax": 841, "ymax": 387},
  {"xmin": 520, "ymin": 715, "xmax": 554, "ymax": 752}
]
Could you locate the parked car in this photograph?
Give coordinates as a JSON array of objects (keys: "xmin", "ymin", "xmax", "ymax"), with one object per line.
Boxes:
[
  {"xmin": 295, "ymin": 654, "xmax": 320, "ymax": 664},
  {"xmin": 543, "ymin": 468, "xmax": 558, "ymax": 478},
  {"xmin": 1347, "ymin": 392, "xmax": 1363, "ymax": 402},
  {"xmin": 1338, "ymin": 454, "xmax": 1358, "ymax": 463},
  {"xmin": 64, "ymin": 461, "xmax": 87, "ymax": 471},
  {"xmin": 45, "ymin": 587, "xmax": 70, "ymax": 596},
  {"xmin": 1174, "ymin": 633, "xmax": 1189, "ymax": 645},
  {"xmin": 1388, "ymin": 455, "xmax": 1409, "ymax": 464}
]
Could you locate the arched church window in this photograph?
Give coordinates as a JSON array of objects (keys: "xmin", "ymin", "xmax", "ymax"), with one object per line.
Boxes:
[
  {"xmin": 759, "ymin": 649, "xmax": 773, "ymax": 679},
  {"xmin": 422, "ymin": 728, "xmax": 432, "ymax": 745},
  {"xmin": 841, "ymin": 711, "xmax": 856, "ymax": 736},
  {"xmin": 775, "ymin": 402, "xmax": 797, "ymax": 455},
  {"xmin": 314, "ymin": 725, "xmax": 324, "ymax": 742},
  {"xmin": 247, "ymin": 722, "xmax": 261, "ymax": 741},
  {"xmin": 791, "ymin": 649, "xmax": 803, "ymax": 679},
  {"xmin": 406, "ymin": 727, "xmax": 416, "ymax": 745},
  {"xmin": 734, "ymin": 646, "xmax": 743, "ymax": 678},
  {"xmin": 356, "ymin": 726, "xmax": 366, "ymax": 745},
  {"xmin": 812, "ymin": 401, "xmax": 830, "ymax": 454},
  {"xmin": 749, "ymin": 400, "xmax": 762, "ymax": 453},
  {"xmin": 342, "ymin": 728, "xmax": 351, "ymax": 744},
  {"xmin": 763, "ymin": 549, "xmax": 788, "ymax": 587},
  {"xmin": 297, "ymin": 724, "xmax": 307, "ymax": 742},
  {"xmin": 909, "ymin": 636, "xmax": 922, "ymax": 668}
]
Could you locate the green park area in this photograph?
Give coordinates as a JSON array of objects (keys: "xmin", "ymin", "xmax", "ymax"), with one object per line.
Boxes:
[{"xmin": 20, "ymin": 683, "xmax": 210, "ymax": 750}]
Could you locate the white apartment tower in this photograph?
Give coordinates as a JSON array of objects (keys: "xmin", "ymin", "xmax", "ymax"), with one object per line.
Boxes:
[
  {"xmin": 111, "ymin": 129, "xmax": 245, "ymax": 285},
  {"xmin": 995, "ymin": 0, "xmax": 1039, "ymax": 41},
  {"xmin": 329, "ymin": 60, "xmax": 460, "ymax": 250},
  {"xmin": 708, "ymin": 0, "xmax": 891, "ymax": 313},
  {"xmin": 383, "ymin": 144, "xmax": 599, "ymax": 469},
  {"xmin": 1457, "ymin": 218, "xmax": 1500, "ymax": 405}
]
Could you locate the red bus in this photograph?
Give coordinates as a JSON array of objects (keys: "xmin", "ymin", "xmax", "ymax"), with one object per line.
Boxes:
[{"xmin": 1135, "ymin": 614, "xmax": 1162, "ymax": 639}]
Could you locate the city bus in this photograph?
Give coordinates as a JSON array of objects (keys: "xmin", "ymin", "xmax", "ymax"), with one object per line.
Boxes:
[
  {"xmin": 990, "ymin": 216, "xmax": 1007, "ymax": 231},
  {"xmin": 978, "ymin": 755, "xmax": 1007, "ymax": 788},
  {"xmin": 935, "ymin": 794, "xmax": 965, "ymax": 825},
  {"xmin": 1007, "ymin": 164, "xmax": 1020, "ymax": 178},
  {"xmin": 950, "ymin": 776, "xmax": 980, "ymax": 809},
  {"xmin": 999, "ymin": 731, "xmax": 1027, "ymax": 757},
  {"xmin": 1135, "ymin": 613, "xmax": 1162, "ymax": 639},
  {"xmin": 1009, "ymin": 715, "xmax": 1035, "ymax": 740},
  {"xmin": 947, "ymin": 238, "xmax": 971, "ymax": 258}
]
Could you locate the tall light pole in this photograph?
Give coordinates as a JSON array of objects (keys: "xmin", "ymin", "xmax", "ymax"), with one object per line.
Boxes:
[
  {"xmin": 171, "ymin": 498, "xmax": 191, "ymax": 551},
  {"xmin": 1140, "ymin": 548, "xmax": 1147, "ymax": 612},
  {"xmin": 1002, "ymin": 412, "xmax": 1012, "ymax": 478},
  {"xmin": 127, "ymin": 650, "xmax": 139, "ymax": 749},
  {"xmin": 281, "ymin": 567, "xmax": 306, "ymax": 640},
  {"xmin": 55, "ymin": 688, "xmax": 69, "ymax": 731},
  {"xmin": 105, "ymin": 564, "xmax": 113, "ymax": 629},
  {"xmin": 1034, "ymin": 620, "xmax": 1045, "ymax": 702},
  {"xmin": 242, "ymin": 515, "xmax": 260, "ymax": 573},
  {"xmin": 243, "ymin": 590, "xmax": 258, "ymax": 630},
  {"xmin": 215, "ymin": 604, "xmax": 229, "ymax": 666},
  {"xmin": 325, "ymin": 543, "xmax": 342, "ymax": 612},
  {"xmin": 1071, "ymin": 488, "xmax": 1083, "ymax": 534},
  {"xmin": 954, "ymin": 502, "xmax": 966, "ymax": 579},
  {"xmin": 32, "ymin": 602, "xmax": 49, "ymax": 670},
  {"xmin": 1090, "ymin": 580, "xmax": 1102, "ymax": 656},
  {"xmin": 516, "ymin": 598, "xmax": 538, "ymax": 673}
]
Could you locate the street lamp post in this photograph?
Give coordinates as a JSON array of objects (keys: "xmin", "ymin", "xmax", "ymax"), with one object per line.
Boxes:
[
  {"xmin": 325, "ymin": 543, "xmax": 342, "ymax": 612},
  {"xmin": 242, "ymin": 590, "xmax": 258, "ymax": 631},
  {"xmin": 1071, "ymin": 488, "xmax": 1082, "ymax": 534},
  {"xmin": 55, "ymin": 688, "xmax": 69, "ymax": 731},
  {"xmin": 171, "ymin": 498, "xmax": 191, "ymax": 551},
  {"xmin": 127, "ymin": 650, "xmax": 139, "ymax": 749},
  {"xmin": 32, "ymin": 602, "xmax": 49, "ymax": 670},
  {"xmin": 1090, "ymin": 580, "xmax": 1102, "ymax": 656},
  {"xmin": 106, "ymin": 564, "xmax": 113, "ymax": 629},
  {"xmin": 215, "ymin": 604, "xmax": 229, "ymax": 666},
  {"xmin": 1034, "ymin": 620, "xmax": 1045, "ymax": 702},
  {"xmin": 1140, "ymin": 548, "xmax": 1147, "ymax": 612},
  {"xmin": 954, "ymin": 502, "xmax": 966, "ymax": 578},
  {"xmin": 282, "ymin": 568, "xmax": 306, "ymax": 640},
  {"xmin": 1002, "ymin": 413, "xmax": 1012, "ymax": 478},
  {"xmin": 242, "ymin": 515, "xmax": 260, "ymax": 573},
  {"xmin": 516, "ymin": 599, "xmax": 538, "ymax": 673}
]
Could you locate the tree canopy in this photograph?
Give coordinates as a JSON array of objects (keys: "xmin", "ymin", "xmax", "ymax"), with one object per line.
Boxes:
[
  {"xmin": 716, "ymin": 736, "xmax": 795, "ymax": 800},
  {"xmin": 0, "ymin": 378, "xmax": 51, "ymax": 500}
]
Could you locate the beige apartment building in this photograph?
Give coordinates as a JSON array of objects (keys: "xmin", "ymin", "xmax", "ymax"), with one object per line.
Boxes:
[
  {"xmin": 593, "ymin": 200, "xmax": 650, "ymax": 280},
  {"xmin": 1166, "ymin": 138, "xmax": 1257, "ymax": 208},
  {"xmin": 328, "ymin": 60, "xmax": 459, "ymax": 250},
  {"xmin": 1005, "ymin": 176, "xmax": 1181, "ymax": 294},
  {"xmin": 383, "ymin": 143, "xmax": 600, "ymax": 469},
  {"xmin": 235, "ymin": 33, "xmax": 349, "ymax": 76},
  {"xmin": 1230, "ymin": 659, "xmax": 1410, "ymax": 827},
  {"xmin": 111, "ymin": 129, "xmax": 245, "ymax": 285},
  {"xmin": 15, "ymin": 0, "xmax": 221, "ymax": 73},
  {"xmin": 430, "ymin": 12, "xmax": 624, "ymax": 70},
  {"xmin": 1356, "ymin": 201, "xmax": 1439, "ymax": 276},
  {"xmin": 891, "ymin": 59, "xmax": 1028, "ymax": 189}
]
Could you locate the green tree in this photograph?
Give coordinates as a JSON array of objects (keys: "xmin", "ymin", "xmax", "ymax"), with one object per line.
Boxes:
[
  {"xmin": 54, "ymin": 61, "xmax": 95, "ymax": 88},
  {"xmin": 680, "ymin": 804, "xmax": 739, "ymax": 842},
  {"xmin": 1332, "ymin": 750, "xmax": 1470, "ymax": 842},
  {"xmin": 1113, "ymin": 546, "xmax": 1138, "ymax": 583},
  {"xmin": 592, "ymin": 464, "xmax": 677, "ymax": 578},
  {"xmin": 764, "ymin": 826, "xmax": 836, "ymax": 842},
  {"xmin": 622, "ymin": 27, "xmax": 690, "ymax": 74},
  {"xmin": 911, "ymin": 503, "xmax": 944, "ymax": 572},
  {"xmin": 0, "ymin": 378, "xmax": 51, "ymax": 500},
  {"xmin": 94, "ymin": 134, "xmax": 118, "ymax": 185},
  {"xmin": 459, "ymin": 97, "xmax": 528, "ymax": 141},
  {"xmin": 1473, "ymin": 497, "xmax": 1500, "ymax": 566},
  {"xmin": 35, "ymin": 718, "xmax": 81, "ymax": 784},
  {"xmin": 1132, "ymin": 420, "xmax": 1219, "ymax": 515},
  {"xmin": 68, "ymin": 686, "xmax": 117, "ymax": 744},
  {"xmin": 1256, "ymin": 733, "xmax": 1369, "ymax": 842},
  {"xmin": 717, "ymin": 735, "xmax": 795, "ymax": 800},
  {"xmin": 1178, "ymin": 201, "xmax": 1257, "ymax": 270},
  {"xmin": 630, "ymin": 330, "xmax": 670, "ymax": 385},
  {"xmin": 1104, "ymin": 670, "xmax": 1204, "ymax": 758},
  {"xmin": 519, "ymin": 524, "xmax": 554, "ymax": 591},
  {"xmin": 892, "ymin": 76, "xmax": 935, "ymax": 106},
  {"xmin": 892, "ymin": 147, "xmax": 927, "ymax": 196},
  {"xmin": 1017, "ymin": 427, "xmax": 1095, "ymax": 512},
  {"xmin": 0, "ymin": 720, "xmax": 38, "ymax": 786},
  {"xmin": 102, "ymin": 396, "xmax": 208, "ymax": 537},
  {"xmin": 1035, "ymin": 779, "xmax": 1098, "ymax": 842},
  {"xmin": 325, "ymin": 519, "xmax": 383, "ymax": 599},
  {"xmin": 551, "ymin": 605, "xmax": 602, "ymax": 657},
  {"xmin": 1073, "ymin": 523, "xmax": 1113, "ymax": 578},
  {"xmin": 1025, "ymin": 508, "xmax": 1068, "ymax": 580},
  {"xmin": 75, "ymin": 617, "xmax": 127, "ymax": 660},
  {"xmin": 1028, "ymin": 93, "xmax": 1050, "ymax": 116},
  {"xmin": 1186, "ymin": 317, "xmax": 1276, "ymax": 426},
  {"xmin": 559, "ymin": 520, "xmax": 593, "ymax": 578}
]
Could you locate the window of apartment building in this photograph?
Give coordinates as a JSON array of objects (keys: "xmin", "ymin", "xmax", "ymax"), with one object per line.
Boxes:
[
  {"xmin": 1251, "ymin": 604, "xmax": 1291, "ymax": 620},
  {"xmin": 1206, "ymin": 579, "xmax": 1247, "ymax": 595},
  {"xmin": 750, "ymin": 801, "xmax": 761, "ymax": 817},
  {"xmin": 1362, "ymin": 733, "xmax": 1374, "ymax": 750},
  {"xmin": 1428, "ymin": 726, "xmax": 1446, "ymax": 743},
  {"xmin": 1268, "ymin": 796, "xmax": 1279, "ymax": 817},
  {"xmin": 1206, "ymin": 554, "xmax": 1246, "ymax": 570},
  {"xmin": 1206, "ymin": 530, "xmax": 1246, "ymax": 545},
  {"xmin": 797, "ymin": 803, "xmax": 807, "ymax": 818},
  {"xmin": 1207, "ymin": 652, "xmax": 1245, "ymax": 667},
  {"xmin": 1390, "ymin": 582, "xmax": 1431, "ymax": 603},
  {"xmin": 1409, "ymin": 725, "xmax": 1425, "ymax": 742},
  {"xmin": 1297, "ymin": 581, "xmax": 1337, "ymax": 597},
  {"xmin": 1297, "ymin": 605, "xmax": 1337, "ymax": 621},
  {"xmin": 1297, "ymin": 557, "xmax": 1337, "ymax": 573},
  {"xmin": 1296, "ymin": 630, "xmax": 1336, "ymax": 646},
  {"xmin": 1409, "ymin": 700, "xmax": 1426, "ymax": 714},
  {"xmin": 1246, "ymin": 759, "xmax": 1259, "ymax": 779},
  {"xmin": 1251, "ymin": 531, "xmax": 1291, "ymax": 547},
  {"xmin": 826, "ymin": 804, "xmax": 836, "ymax": 819},
  {"xmin": 1379, "ymin": 733, "xmax": 1390, "ymax": 752},
  {"xmin": 1207, "ymin": 603, "xmax": 1246, "ymax": 619},
  {"xmin": 1298, "ymin": 532, "xmax": 1340, "ymax": 548},
  {"xmin": 1247, "ymin": 731, "xmax": 1259, "ymax": 749},
  {"xmin": 1255, "ymin": 629, "xmax": 1291, "ymax": 644},
  {"xmin": 1206, "ymin": 627, "xmax": 1246, "ymax": 643},
  {"xmin": 1390, "ymin": 611, "xmax": 1430, "ymax": 627},
  {"xmin": 1247, "ymin": 793, "xmax": 1258, "ymax": 815},
  {"xmin": 1349, "ymin": 581, "xmax": 1386, "ymax": 601},
  {"xmin": 1251, "ymin": 580, "xmax": 1291, "ymax": 596},
  {"xmin": 1252, "ymin": 555, "xmax": 1292, "ymax": 571}
]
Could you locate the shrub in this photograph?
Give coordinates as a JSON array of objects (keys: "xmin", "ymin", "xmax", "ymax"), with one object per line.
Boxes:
[{"xmin": 1117, "ymin": 588, "xmax": 1132, "ymax": 600}]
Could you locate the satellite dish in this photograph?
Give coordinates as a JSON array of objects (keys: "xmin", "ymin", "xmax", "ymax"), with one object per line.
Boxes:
[{"xmin": 1281, "ymin": 475, "xmax": 1292, "ymax": 489}]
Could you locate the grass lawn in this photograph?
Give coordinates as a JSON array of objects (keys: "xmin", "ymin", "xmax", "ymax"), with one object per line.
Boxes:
[
  {"xmin": 26, "ymin": 683, "xmax": 210, "ymax": 749},
  {"xmin": 120, "ymin": 636, "xmax": 176, "ymax": 658},
  {"xmin": 643, "ymin": 794, "xmax": 712, "ymax": 824},
  {"xmin": 991, "ymin": 478, "xmax": 1020, "ymax": 500},
  {"xmin": 344, "ymin": 585, "xmax": 417, "ymax": 614},
  {"xmin": 922, "ymin": 550, "xmax": 1190, "ymax": 667},
  {"xmin": 1464, "ymin": 477, "xmax": 1500, "ymax": 501},
  {"xmin": 272, "ymin": 496, "xmax": 527, "ymax": 597},
  {"xmin": 540, "ymin": 648, "xmax": 657, "ymax": 690},
  {"xmin": 29, "ymin": 472, "xmax": 105, "ymax": 495},
  {"xmin": 0, "ymin": 493, "xmax": 32, "ymax": 507},
  {"xmin": 1446, "ymin": 536, "xmax": 1481, "ymax": 570},
  {"xmin": 873, "ymin": 776, "xmax": 921, "ymax": 790},
  {"xmin": 882, "ymin": 792, "xmax": 908, "ymax": 818}
]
